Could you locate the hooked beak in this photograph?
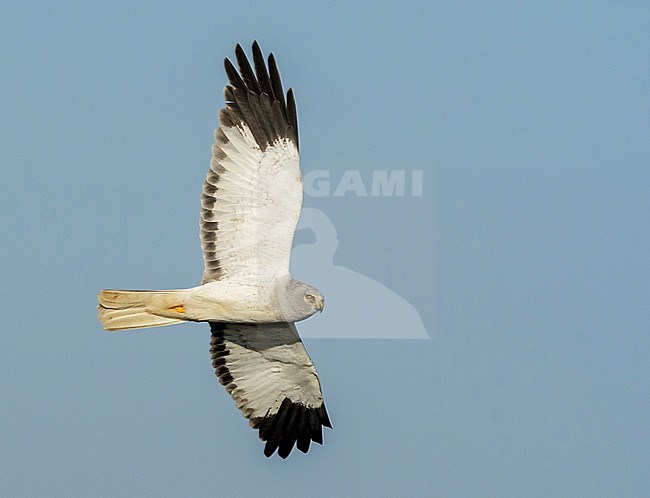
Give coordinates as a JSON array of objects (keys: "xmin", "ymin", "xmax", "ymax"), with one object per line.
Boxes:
[{"xmin": 317, "ymin": 296, "xmax": 325, "ymax": 312}]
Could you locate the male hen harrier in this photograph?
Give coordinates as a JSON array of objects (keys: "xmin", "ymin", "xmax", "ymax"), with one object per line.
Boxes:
[{"xmin": 97, "ymin": 42, "xmax": 331, "ymax": 459}]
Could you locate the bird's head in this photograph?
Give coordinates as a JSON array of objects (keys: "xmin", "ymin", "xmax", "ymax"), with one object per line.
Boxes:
[{"xmin": 277, "ymin": 279, "xmax": 324, "ymax": 322}]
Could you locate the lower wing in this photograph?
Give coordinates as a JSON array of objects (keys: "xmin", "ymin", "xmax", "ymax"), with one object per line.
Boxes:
[{"xmin": 209, "ymin": 322, "xmax": 331, "ymax": 458}]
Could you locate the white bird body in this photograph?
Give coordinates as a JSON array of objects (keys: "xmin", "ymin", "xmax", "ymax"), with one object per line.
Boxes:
[{"xmin": 99, "ymin": 274, "xmax": 323, "ymax": 329}]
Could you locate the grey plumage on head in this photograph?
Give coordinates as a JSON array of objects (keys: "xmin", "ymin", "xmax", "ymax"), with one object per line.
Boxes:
[{"xmin": 275, "ymin": 278, "xmax": 324, "ymax": 323}]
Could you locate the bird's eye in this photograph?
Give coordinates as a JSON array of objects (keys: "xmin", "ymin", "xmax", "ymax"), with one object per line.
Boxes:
[{"xmin": 305, "ymin": 294, "xmax": 316, "ymax": 304}]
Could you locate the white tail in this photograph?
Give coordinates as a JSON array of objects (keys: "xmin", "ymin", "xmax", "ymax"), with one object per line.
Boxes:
[{"xmin": 98, "ymin": 289, "xmax": 187, "ymax": 331}]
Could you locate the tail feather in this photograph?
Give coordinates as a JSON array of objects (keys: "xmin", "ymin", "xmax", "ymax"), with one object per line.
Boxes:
[{"xmin": 98, "ymin": 289, "xmax": 187, "ymax": 331}]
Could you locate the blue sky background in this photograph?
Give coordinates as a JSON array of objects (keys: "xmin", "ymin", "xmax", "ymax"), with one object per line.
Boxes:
[{"xmin": 1, "ymin": 1, "xmax": 649, "ymax": 496}]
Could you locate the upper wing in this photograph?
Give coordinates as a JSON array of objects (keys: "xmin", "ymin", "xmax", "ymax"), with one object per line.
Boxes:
[
  {"xmin": 201, "ymin": 42, "xmax": 302, "ymax": 283},
  {"xmin": 209, "ymin": 322, "xmax": 332, "ymax": 458}
]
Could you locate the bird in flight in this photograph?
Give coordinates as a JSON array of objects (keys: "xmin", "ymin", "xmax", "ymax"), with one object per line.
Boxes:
[{"xmin": 97, "ymin": 42, "xmax": 331, "ymax": 458}]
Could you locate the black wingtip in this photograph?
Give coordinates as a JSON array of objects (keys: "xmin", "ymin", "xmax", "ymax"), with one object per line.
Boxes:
[
  {"xmin": 251, "ymin": 41, "xmax": 273, "ymax": 98},
  {"xmin": 267, "ymin": 52, "xmax": 287, "ymax": 112},
  {"xmin": 286, "ymin": 88, "xmax": 299, "ymax": 148},
  {"xmin": 234, "ymin": 44, "xmax": 246, "ymax": 68},
  {"xmin": 263, "ymin": 441, "xmax": 278, "ymax": 458},
  {"xmin": 320, "ymin": 405, "xmax": 332, "ymax": 429},
  {"xmin": 256, "ymin": 397, "xmax": 332, "ymax": 459},
  {"xmin": 224, "ymin": 57, "xmax": 245, "ymax": 89},
  {"xmin": 234, "ymin": 43, "xmax": 261, "ymax": 94},
  {"xmin": 219, "ymin": 42, "xmax": 299, "ymax": 151}
]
